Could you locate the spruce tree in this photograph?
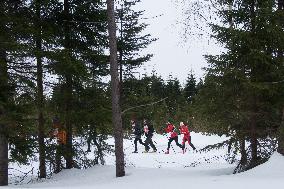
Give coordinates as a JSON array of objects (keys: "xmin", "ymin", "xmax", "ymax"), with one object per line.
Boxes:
[
  {"xmin": 116, "ymin": 0, "xmax": 156, "ymax": 81},
  {"xmin": 193, "ymin": 0, "xmax": 284, "ymax": 171},
  {"xmin": 184, "ymin": 72, "xmax": 197, "ymax": 103},
  {"xmin": 0, "ymin": 0, "xmax": 29, "ymax": 184}
]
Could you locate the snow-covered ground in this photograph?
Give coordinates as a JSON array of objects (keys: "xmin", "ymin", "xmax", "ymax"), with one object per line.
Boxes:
[{"xmin": 5, "ymin": 132, "xmax": 284, "ymax": 188}]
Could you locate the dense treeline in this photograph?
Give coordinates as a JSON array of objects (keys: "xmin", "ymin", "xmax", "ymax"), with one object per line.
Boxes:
[{"xmin": 0, "ymin": 0, "xmax": 161, "ymax": 185}]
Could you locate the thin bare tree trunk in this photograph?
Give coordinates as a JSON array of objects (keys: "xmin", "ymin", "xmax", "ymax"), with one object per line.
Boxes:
[
  {"xmin": 106, "ymin": 0, "xmax": 125, "ymax": 177},
  {"xmin": 64, "ymin": 0, "xmax": 73, "ymax": 169},
  {"xmin": 240, "ymin": 136, "xmax": 247, "ymax": 165},
  {"xmin": 0, "ymin": 133, "xmax": 8, "ymax": 186},
  {"xmin": 249, "ymin": 0, "xmax": 259, "ymax": 167},
  {"xmin": 35, "ymin": 0, "xmax": 46, "ymax": 178},
  {"xmin": 277, "ymin": 0, "xmax": 284, "ymax": 156},
  {"xmin": 278, "ymin": 107, "xmax": 284, "ymax": 155},
  {"xmin": 0, "ymin": 49, "xmax": 9, "ymax": 186}
]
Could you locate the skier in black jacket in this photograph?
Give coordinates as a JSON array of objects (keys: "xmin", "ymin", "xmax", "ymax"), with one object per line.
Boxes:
[
  {"xmin": 143, "ymin": 119, "xmax": 157, "ymax": 153},
  {"xmin": 131, "ymin": 119, "xmax": 145, "ymax": 153}
]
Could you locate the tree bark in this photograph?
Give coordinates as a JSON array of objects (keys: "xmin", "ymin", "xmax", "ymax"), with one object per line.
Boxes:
[
  {"xmin": 277, "ymin": 0, "xmax": 284, "ymax": 156},
  {"xmin": 250, "ymin": 111, "xmax": 258, "ymax": 167},
  {"xmin": 35, "ymin": 0, "xmax": 46, "ymax": 178},
  {"xmin": 64, "ymin": 76, "xmax": 73, "ymax": 169},
  {"xmin": 0, "ymin": 49, "xmax": 9, "ymax": 186},
  {"xmin": 0, "ymin": 133, "xmax": 8, "ymax": 186},
  {"xmin": 279, "ymin": 0, "xmax": 284, "ymax": 10},
  {"xmin": 249, "ymin": 0, "xmax": 259, "ymax": 168},
  {"xmin": 240, "ymin": 136, "xmax": 247, "ymax": 166},
  {"xmin": 278, "ymin": 107, "xmax": 284, "ymax": 155},
  {"xmin": 64, "ymin": 0, "xmax": 73, "ymax": 169},
  {"xmin": 106, "ymin": 0, "xmax": 125, "ymax": 177},
  {"xmin": 228, "ymin": 0, "xmax": 233, "ymax": 27}
]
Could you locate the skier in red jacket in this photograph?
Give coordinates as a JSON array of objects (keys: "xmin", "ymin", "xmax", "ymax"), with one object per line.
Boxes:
[
  {"xmin": 164, "ymin": 122, "xmax": 183, "ymax": 154},
  {"xmin": 179, "ymin": 122, "xmax": 196, "ymax": 153}
]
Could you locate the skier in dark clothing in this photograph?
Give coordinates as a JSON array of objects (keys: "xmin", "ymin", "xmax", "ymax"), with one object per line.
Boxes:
[
  {"xmin": 143, "ymin": 119, "xmax": 157, "ymax": 153},
  {"xmin": 131, "ymin": 119, "xmax": 145, "ymax": 153},
  {"xmin": 164, "ymin": 122, "xmax": 183, "ymax": 154}
]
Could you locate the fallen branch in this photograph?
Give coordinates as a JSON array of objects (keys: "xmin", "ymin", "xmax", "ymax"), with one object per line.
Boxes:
[{"xmin": 122, "ymin": 97, "xmax": 168, "ymax": 115}]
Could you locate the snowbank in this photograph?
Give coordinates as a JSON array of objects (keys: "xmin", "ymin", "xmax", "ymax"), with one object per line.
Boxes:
[{"xmin": 5, "ymin": 133, "xmax": 284, "ymax": 189}]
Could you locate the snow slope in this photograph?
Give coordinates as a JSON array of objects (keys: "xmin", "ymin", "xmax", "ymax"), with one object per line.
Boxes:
[{"xmin": 5, "ymin": 132, "xmax": 284, "ymax": 189}]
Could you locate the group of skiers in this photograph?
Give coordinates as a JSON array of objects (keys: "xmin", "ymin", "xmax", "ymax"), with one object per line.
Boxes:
[
  {"xmin": 131, "ymin": 119, "xmax": 196, "ymax": 154},
  {"xmin": 131, "ymin": 119, "xmax": 157, "ymax": 153}
]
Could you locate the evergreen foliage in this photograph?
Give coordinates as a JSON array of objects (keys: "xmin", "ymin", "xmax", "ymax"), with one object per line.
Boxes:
[
  {"xmin": 0, "ymin": 0, "xmax": 157, "ymax": 183},
  {"xmin": 192, "ymin": 0, "xmax": 284, "ymax": 172}
]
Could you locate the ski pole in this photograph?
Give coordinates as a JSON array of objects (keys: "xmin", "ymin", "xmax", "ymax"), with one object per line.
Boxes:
[{"xmin": 171, "ymin": 145, "xmax": 176, "ymax": 154}]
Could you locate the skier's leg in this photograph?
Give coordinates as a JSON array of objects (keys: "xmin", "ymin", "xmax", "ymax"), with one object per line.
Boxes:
[
  {"xmin": 166, "ymin": 138, "xmax": 173, "ymax": 154},
  {"xmin": 182, "ymin": 137, "xmax": 187, "ymax": 153},
  {"xmin": 188, "ymin": 136, "xmax": 196, "ymax": 150},
  {"xmin": 167, "ymin": 138, "xmax": 173, "ymax": 150},
  {"xmin": 138, "ymin": 138, "xmax": 145, "ymax": 146},
  {"xmin": 189, "ymin": 142, "xmax": 196, "ymax": 150},
  {"xmin": 174, "ymin": 136, "xmax": 183, "ymax": 148},
  {"xmin": 134, "ymin": 138, "xmax": 138, "ymax": 152},
  {"xmin": 144, "ymin": 137, "xmax": 150, "ymax": 152},
  {"xmin": 182, "ymin": 137, "xmax": 187, "ymax": 148},
  {"xmin": 149, "ymin": 137, "xmax": 157, "ymax": 151}
]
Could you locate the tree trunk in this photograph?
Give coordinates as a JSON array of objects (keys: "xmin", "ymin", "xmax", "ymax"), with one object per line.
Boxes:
[
  {"xmin": 119, "ymin": 5, "xmax": 123, "ymax": 84},
  {"xmin": 250, "ymin": 111, "xmax": 258, "ymax": 167},
  {"xmin": 277, "ymin": 0, "xmax": 284, "ymax": 156},
  {"xmin": 240, "ymin": 136, "xmax": 247, "ymax": 166},
  {"xmin": 106, "ymin": 0, "xmax": 125, "ymax": 177},
  {"xmin": 249, "ymin": 0, "xmax": 259, "ymax": 168},
  {"xmin": 35, "ymin": 0, "xmax": 46, "ymax": 178},
  {"xmin": 0, "ymin": 49, "xmax": 9, "ymax": 186},
  {"xmin": 0, "ymin": 133, "xmax": 8, "ymax": 186},
  {"xmin": 63, "ymin": 0, "xmax": 73, "ymax": 169},
  {"xmin": 279, "ymin": 0, "xmax": 284, "ymax": 10},
  {"xmin": 55, "ymin": 144, "xmax": 63, "ymax": 173},
  {"xmin": 278, "ymin": 107, "xmax": 284, "ymax": 155},
  {"xmin": 228, "ymin": 0, "xmax": 233, "ymax": 27},
  {"xmin": 64, "ymin": 77, "xmax": 73, "ymax": 169}
]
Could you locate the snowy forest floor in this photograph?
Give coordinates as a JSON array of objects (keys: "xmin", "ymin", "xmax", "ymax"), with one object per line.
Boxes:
[{"xmin": 5, "ymin": 132, "xmax": 284, "ymax": 188}]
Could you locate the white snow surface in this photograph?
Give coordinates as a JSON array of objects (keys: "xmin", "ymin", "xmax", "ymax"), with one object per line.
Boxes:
[{"xmin": 5, "ymin": 132, "xmax": 284, "ymax": 188}]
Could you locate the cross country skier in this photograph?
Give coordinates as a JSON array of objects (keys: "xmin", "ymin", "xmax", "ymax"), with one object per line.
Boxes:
[
  {"xmin": 143, "ymin": 119, "xmax": 157, "ymax": 153},
  {"xmin": 131, "ymin": 119, "xmax": 145, "ymax": 153},
  {"xmin": 179, "ymin": 122, "xmax": 196, "ymax": 153},
  {"xmin": 164, "ymin": 122, "xmax": 183, "ymax": 154}
]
